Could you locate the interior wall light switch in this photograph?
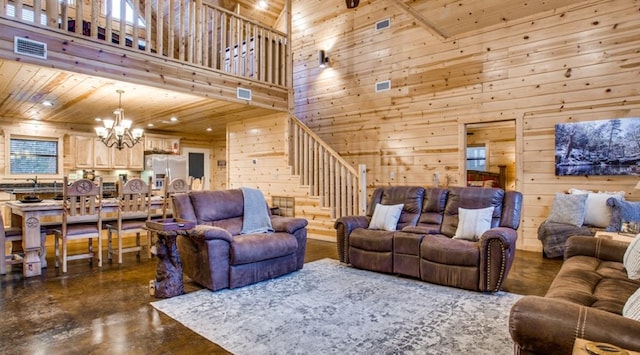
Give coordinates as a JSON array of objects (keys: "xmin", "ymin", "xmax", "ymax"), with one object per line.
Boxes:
[{"xmin": 390, "ymin": 171, "xmax": 395, "ymax": 180}]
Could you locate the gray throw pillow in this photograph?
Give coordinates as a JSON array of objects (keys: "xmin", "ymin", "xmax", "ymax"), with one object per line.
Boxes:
[
  {"xmin": 547, "ymin": 193, "xmax": 587, "ymax": 227},
  {"xmin": 606, "ymin": 198, "xmax": 640, "ymax": 232}
]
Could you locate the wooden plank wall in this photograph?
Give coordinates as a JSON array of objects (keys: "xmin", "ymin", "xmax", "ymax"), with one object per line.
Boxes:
[{"xmin": 290, "ymin": 0, "xmax": 640, "ymax": 251}]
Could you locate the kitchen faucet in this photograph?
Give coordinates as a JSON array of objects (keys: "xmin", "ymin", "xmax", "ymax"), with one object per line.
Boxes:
[{"xmin": 27, "ymin": 176, "xmax": 38, "ymax": 190}]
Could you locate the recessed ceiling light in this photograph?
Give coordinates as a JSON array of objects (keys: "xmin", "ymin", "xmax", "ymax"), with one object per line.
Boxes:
[
  {"xmin": 147, "ymin": 123, "xmax": 155, "ymax": 127},
  {"xmin": 42, "ymin": 100, "xmax": 54, "ymax": 107},
  {"xmin": 95, "ymin": 117, "xmax": 102, "ymax": 121},
  {"xmin": 206, "ymin": 127, "xmax": 212, "ymax": 132},
  {"xmin": 170, "ymin": 117, "xmax": 178, "ymax": 122},
  {"xmin": 257, "ymin": 0, "xmax": 267, "ymax": 10}
]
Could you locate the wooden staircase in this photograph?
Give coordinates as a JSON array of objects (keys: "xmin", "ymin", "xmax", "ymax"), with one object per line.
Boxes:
[{"xmin": 287, "ymin": 115, "xmax": 366, "ymax": 241}]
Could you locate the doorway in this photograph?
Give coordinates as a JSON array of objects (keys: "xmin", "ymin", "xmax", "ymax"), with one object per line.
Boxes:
[
  {"xmin": 182, "ymin": 147, "xmax": 211, "ymax": 190},
  {"xmin": 464, "ymin": 120, "xmax": 516, "ymax": 190}
]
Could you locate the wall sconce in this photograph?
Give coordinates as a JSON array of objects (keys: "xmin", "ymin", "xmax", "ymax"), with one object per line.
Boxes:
[{"xmin": 318, "ymin": 50, "xmax": 329, "ymax": 68}]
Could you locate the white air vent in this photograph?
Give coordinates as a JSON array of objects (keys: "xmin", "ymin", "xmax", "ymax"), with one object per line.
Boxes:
[
  {"xmin": 14, "ymin": 37, "xmax": 47, "ymax": 60},
  {"xmin": 237, "ymin": 87, "xmax": 252, "ymax": 101},
  {"xmin": 375, "ymin": 18, "xmax": 391, "ymax": 31},
  {"xmin": 375, "ymin": 80, "xmax": 391, "ymax": 93}
]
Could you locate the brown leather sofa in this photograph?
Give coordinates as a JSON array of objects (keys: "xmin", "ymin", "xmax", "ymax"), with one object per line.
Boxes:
[
  {"xmin": 509, "ymin": 236, "xmax": 640, "ymax": 354},
  {"xmin": 171, "ymin": 189, "xmax": 308, "ymax": 291},
  {"xmin": 335, "ymin": 186, "xmax": 523, "ymax": 292}
]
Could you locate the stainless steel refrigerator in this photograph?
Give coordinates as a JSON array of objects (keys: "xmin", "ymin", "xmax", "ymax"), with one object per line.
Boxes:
[{"xmin": 142, "ymin": 154, "xmax": 188, "ymax": 190}]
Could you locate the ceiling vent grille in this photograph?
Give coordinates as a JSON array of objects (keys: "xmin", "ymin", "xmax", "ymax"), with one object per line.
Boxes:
[
  {"xmin": 375, "ymin": 18, "xmax": 391, "ymax": 31},
  {"xmin": 237, "ymin": 87, "xmax": 252, "ymax": 101},
  {"xmin": 14, "ymin": 37, "xmax": 47, "ymax": 60},
  {"xmin": 375, "ymin": 80, "xmax": 391, "ymax": 93}
]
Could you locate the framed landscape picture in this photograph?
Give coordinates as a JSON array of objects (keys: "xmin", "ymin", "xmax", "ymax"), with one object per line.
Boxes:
[{"xmin": 555, "ymin": 117, "xmax": 640, "ymax": 176}]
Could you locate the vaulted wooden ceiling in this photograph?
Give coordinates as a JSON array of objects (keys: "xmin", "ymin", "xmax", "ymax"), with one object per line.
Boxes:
[{"xmin": 0, "ymin": 0, "xmax": 590, "ymax": 139}]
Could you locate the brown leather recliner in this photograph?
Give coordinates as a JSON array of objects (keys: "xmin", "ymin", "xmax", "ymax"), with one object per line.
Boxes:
[
  {"xmin": 171, "ymin": 189, "xmax": 308, "ymax": 291},
  {"xmin": 335, "ymin": 186, "xmax": 523, "ymax": 292},
  {"xmin": 509, "ymin": 236, "xmax": 640, "ymax": 354}
]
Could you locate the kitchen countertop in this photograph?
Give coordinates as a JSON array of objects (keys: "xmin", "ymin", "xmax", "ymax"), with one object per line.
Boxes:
[{"xmin": 0, "ymin": 182, "xmax": 117, "ymax": 194}]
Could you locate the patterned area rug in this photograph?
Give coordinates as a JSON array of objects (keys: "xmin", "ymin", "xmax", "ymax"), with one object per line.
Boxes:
[{"xmin": 151, "ymin": 258, "xmax": 520, "ymax": 354}]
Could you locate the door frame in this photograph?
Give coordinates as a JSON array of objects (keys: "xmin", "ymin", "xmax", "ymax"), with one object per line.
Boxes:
[{"xmin": 182, "ymin": 147, "xmax": 211, "ymax": 190}]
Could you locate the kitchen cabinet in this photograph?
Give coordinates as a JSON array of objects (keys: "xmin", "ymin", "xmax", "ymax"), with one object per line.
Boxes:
[
  {"xmin": 111, "ymin": 142, "xmax": 144, "ymax": 170},
  {"xmin": 93, "ymin": 140, "xmax": 112, "ymax": 169},
  {"xmin": 74, "ymin": 136, "xmax": 95, "ymax": 168},
  {"xmin": 70, "ymin": 134, "xmax": 145, "ymax": 170},
  {"xmin": 144, "ymin": 135, "xmax": 179, "ymax": 153}
]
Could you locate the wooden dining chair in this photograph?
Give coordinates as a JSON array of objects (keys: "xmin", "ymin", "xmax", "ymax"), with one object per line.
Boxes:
[
  {"xmin": 147, "ymin": 177, "xmax": 190, "ymax": 259},
  {"xmin": 107, "ymin": 177, "xmax": 152, "ymax": 264},
  {"xmin": 53, "ymin": 177, "xmax": 103, "ymax": 273}
]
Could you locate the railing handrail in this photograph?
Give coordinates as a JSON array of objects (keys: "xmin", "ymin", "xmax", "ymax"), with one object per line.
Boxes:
[{"xmin": 289, "ymin": 115, "xmax": 359, "ymax": 177}]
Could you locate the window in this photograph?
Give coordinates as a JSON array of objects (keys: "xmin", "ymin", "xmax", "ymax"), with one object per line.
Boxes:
[
  {"xmin": 466, "ymin": 145, "xmax": 486, "ymax": 171},
  {"xmin": 9, "ymin": 137, "xmax": 60, "ymax": 175},
  {"xmin": 109, "ymin": 0, "xmax": 146, "ymax": 27}
]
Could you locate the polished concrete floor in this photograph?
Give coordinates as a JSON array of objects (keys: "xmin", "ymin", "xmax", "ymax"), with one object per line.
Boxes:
[{"xmin": 0, "ymin": 238, "xmax": 562, "ymax": 355}]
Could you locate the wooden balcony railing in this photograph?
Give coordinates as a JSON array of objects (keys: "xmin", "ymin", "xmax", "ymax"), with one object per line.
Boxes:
[
  {"xmin": 288, "ymin": 115, "xmax": 366, "ymax": 219},
  {"xmin": 1, "ymin": 0, "xmax": 287, "ymax": 86}
]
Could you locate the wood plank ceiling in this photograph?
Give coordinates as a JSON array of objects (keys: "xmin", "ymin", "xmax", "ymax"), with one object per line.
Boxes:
[{"xmin": 0, "ymin": 0, "xmax": 589, "ymax": 139}]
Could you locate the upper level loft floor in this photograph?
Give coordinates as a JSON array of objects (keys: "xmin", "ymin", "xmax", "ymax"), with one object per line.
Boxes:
[{"xmin": 0, "ymin": 0, "xmax": 290, "ymax": 138}]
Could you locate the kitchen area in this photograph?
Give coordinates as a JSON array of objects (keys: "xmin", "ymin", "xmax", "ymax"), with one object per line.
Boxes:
[{"xmin": 1, "ymin": 131, "xmax": 192, "ymax": 275}]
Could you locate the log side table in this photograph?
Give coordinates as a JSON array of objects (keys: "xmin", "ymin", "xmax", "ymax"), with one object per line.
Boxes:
[{"xmin": 146, "ymin": 219, "xmax": 195, "ymax": 298}]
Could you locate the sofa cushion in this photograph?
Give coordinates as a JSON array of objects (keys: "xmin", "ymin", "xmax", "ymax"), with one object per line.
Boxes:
[
  {"xmin": 349, "ymin": 228, "xmax": 394, "ymax": 252},
  {"xmin": 623, "ymin": 287, "xmax": 640, "ymax": 321},
  {"xmin": 545, "ymin": 255, "xmax": 640, "ymax": 314},
  {"xmin": 453, "ymin": 206, "xmax": 494, "ymax": 241},
  {"xmin": 190, "ymin": 190, "xmax": 245, "ymax": 223},
  {"xmin": 547, "ymin": 193, "xmax": 587, "ymax": 227},
  {"xmin": 624, "ymin": 234, "xmax": 640, "ymax": 280},
  {"xmin": 416, "ymin": 188, "xmax": 448, "ymax": 225},
  {"xmin": 420, "ymin": 234, "xmax": 480, "ymax": 267},
  {"xmin": 230, "ymin": 232, "xmax": 298, "ymax": 265},
  {"xmin": 393, "ymin": 231, "xmax": 424, "ymax": 255},
  {"xmin": 368, "ymin": 203, "xmax": 404, "ymax": 231},
  {"xmin": 441, "ymin": 187, "xmax": 504, "ymax": 238},
  {"xmin": 367, "ymin": 186, "xmax": 425, "ymax": 230}
]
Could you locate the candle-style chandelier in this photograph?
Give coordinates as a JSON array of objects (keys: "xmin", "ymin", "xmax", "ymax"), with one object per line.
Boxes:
[{"xmin": 95, "ymin": 90, "xmax": 144, "ymax": 150}]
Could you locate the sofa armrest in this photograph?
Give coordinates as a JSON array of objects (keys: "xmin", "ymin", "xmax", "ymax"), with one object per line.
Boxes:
[
  {"xmin": 334, "ymin": 216, "xmax": 371, "ymax": 263},
  {"xmin": 191, "ymin": 225, "xmax": 233, "ymax": 243},
  {"xmin": 478, "ymin": 227, "xmax": 518, "ymax": 292},
  {"xmin": 510, "ymin": 296, "xmax": 640, "ymax": 354},
  {"xmin": 480, "ymin": 227, "xmax": 517, "ymax": 247},
  {"xmin": 270, "ymin": 216, "xmax": 308, "ymax": 234},
  {"xmin": 565, "ymin": 235, "xmax": 628, "ymax": 262}
]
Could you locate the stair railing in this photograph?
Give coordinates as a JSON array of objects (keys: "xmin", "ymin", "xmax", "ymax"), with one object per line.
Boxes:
[{"xmin": 288, "ymin": 115, "xmax": 366, "ymax": 219}]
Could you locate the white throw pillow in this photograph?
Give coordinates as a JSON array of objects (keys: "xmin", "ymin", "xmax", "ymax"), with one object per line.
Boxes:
[
  {"xmin": 623, "ymin": 233, "xmax": 640, "ymax": 280},
  {"xmin": 368, "ymin": 203, "xmax": 404, "ymax": 231},
  {"xmin": 623, "ymin": 287, "xmax": 640, "ymax": 321},
  {"xmin": 569, "ymin": 188, "xmax": 625, "ymax": 228},
  {"xmin": 453, "ymin": 206, "xmax": 495, "ymax": 241}
]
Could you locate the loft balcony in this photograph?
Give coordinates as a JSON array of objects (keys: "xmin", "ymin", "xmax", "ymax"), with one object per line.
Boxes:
[{"xmin": 0, "ymin": 0, "xmax": 290, "ymax": 113}]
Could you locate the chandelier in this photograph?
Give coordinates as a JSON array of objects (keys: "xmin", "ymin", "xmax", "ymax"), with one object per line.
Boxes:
[{"xmin": 95, "ymin": 90, "xmax": 144, "ymax": 150}]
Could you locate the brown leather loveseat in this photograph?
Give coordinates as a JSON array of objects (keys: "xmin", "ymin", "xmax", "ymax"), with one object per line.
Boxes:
[
  {"xmin": 509, "ymin": 236, "xmax": 640, "ymax": 354},
  {"xmin": 335, "ymin": 186, "xmax": 523, "ymax": 292},
  {"xmin": 171, "ymin": 189, "xmax": 308, "ymax": 291}
]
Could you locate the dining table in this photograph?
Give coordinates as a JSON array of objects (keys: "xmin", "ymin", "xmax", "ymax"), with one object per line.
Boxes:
[{"xmin": 6, "ymin": 196, "xmax": 165, "ymax": 278}]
